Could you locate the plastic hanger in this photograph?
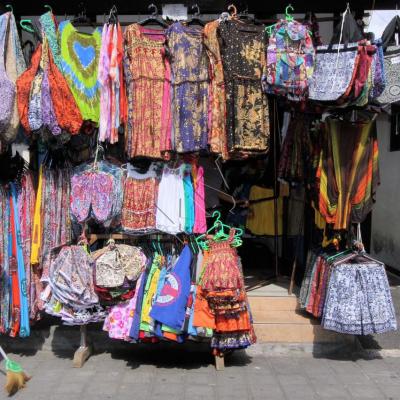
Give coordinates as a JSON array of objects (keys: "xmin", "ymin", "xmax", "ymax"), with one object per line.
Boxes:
[
  {"xmin": 106, "ymin": 5, "xmax": 118, "ymax": 25},
  {"xmin": 5, "ymin": 4, "xmax": 13, "ymax": 13},
  {"xmin": 44, "ymin": 4, "xmax": 52, "ymax": 13},
  {"xmin": 266, "ymin": 4, "xmax": 295, "ymax": 35},
  {"xmin": 139, "ymin": 4, "xmax": 168, "ymax": 29}
]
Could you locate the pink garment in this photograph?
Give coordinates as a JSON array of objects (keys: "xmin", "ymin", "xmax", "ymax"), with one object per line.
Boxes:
[
  {"xmin": 98, "ymin": 24, "xmax": 111, "ymax": 142},
  {"xmin": 193, "ymin": 166, "xmax": 207, "ymax": 233},
  {"xmin": 70, "ymin": 171, "xmax": 114, "ymax": 223},
  {"xmin": 103, "ymin": 272, "xmax": 144, "ymax": 340}
]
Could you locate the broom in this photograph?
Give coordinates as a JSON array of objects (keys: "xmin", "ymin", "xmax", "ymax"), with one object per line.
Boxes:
[{"xmin": 0, "ymin": 345, "xmax": 30, "ymax": 396}]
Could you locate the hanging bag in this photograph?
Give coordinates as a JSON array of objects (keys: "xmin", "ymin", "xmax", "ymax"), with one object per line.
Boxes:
[
  {"xmin": 0, "ymin": 13, "xmax": 16, "ymax": 135},
  {"xmin": 376, "ymin": 16, "xmax": 400, "ymax": 104},
  {"xmin": 265, "ymin": 19, "xmax": 315, "ymax": 101},
  {"xmin": 308, "ymin": 9, "xmax": 362, "ymax": 102},
  {"xmin": 1, "ymin": 12, "xmax": 26, "ymax": 142}
]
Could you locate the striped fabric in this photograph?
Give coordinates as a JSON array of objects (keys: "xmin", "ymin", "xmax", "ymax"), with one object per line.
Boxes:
[{"xmin": 316, "ymin": 117, "xmax": 379, "ymax": 230}]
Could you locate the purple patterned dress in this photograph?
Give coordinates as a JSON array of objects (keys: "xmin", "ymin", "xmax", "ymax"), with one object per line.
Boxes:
[{"xmin": 166, "ymin": 22, "xmax": 209, "ymax": 153}]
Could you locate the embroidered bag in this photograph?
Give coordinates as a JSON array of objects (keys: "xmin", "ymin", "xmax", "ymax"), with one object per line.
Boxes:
[
  {"xmin": 377, "ymin": 16, "xmax": 400, "ymax": 104},
  {"xmin": 1, "ymin": 12, "xmax": 26, "ymax": 142},
  {"xmin": 0, "ymin": 13, "xmax": 16, "ymax": 134},
  {"xmin": 308, "ymin": 43, "xmax": 360, "ymax": 102},
  {"xmin": 265, "ymin": 19, "xmax": 315, "ymax": 101}
]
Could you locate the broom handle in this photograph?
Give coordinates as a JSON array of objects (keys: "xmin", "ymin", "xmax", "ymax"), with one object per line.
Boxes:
[{"xmin": 0, "ymin": 345, "xmax": 9, "ymax": 361}]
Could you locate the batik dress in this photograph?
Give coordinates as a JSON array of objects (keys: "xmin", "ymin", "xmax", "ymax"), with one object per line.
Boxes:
[
  {"xmin": 219, "ymin": 20, "xmax": 269, "ymax": 155},
  {"xmin": 124, "ymin": 24, "xmax": 171, "ymax": 159},
  {"xmin": 166, "ymin": 22, "xmax": 209, "ymax": 153}
]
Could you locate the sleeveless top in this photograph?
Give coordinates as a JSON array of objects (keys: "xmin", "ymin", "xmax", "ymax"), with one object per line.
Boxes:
[{"xmin": 59, "ymin": 21, "xmax": 102, "ymax": 123}]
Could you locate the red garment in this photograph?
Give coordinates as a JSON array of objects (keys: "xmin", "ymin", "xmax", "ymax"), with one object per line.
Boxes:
[{"xmin": 9, "ymin": 197, "xmax": 20, "ymax": 337}]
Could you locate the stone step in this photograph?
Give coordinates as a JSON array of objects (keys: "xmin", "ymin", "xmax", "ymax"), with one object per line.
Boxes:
[
  {"xmin": 253, "ymin": 323, "xmax": 354, "ymax": 343},
  {"xmin": 248, "ymin": 296, "xmax": 299, "ymax": 311},
  {"xmin": 251, "ymin": 309, "xmax": 318, "ymax": 325}
]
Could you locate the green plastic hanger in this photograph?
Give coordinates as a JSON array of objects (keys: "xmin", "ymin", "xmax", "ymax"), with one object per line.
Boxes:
[
  {"xmin": 44, "ymin": 4, "xmax": 53, "ymax": 13},
  {"xmin": 20, "ymin": 19, "xmax": 35, "ymax": 33},
  {"xmin": 265, "ymin": 3, "xmax": 295, "ymax": 35},
  {"xmin": 326, "ymin": 249, "xmax": 352, "ymax": 263},
  {"xmin": 5, "ymin": 4, "xmax": 13, "ymax": 13}
]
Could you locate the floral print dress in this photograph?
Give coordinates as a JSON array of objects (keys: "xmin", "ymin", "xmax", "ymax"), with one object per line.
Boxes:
[{"xmin": 166, "ymin": 22, "xmax": 209, "ymax": 153}]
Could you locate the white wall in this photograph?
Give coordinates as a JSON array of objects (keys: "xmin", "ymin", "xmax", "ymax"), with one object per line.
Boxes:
[{"xmin": 371, "ymin": 115, "xmax": 400, "ymax": 270}]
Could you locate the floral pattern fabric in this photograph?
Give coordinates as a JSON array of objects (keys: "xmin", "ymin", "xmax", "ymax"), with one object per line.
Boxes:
[
  {"xmin": 166, "ymin": 22, "xmax": 209, "ymax": 153},
  {"xmin": 124, "ymin": 24, "xmax": 171, "ymax": 159},
  {"xmin": 219, "ymin": 20, "xmax": 269, "ymax": 154}
]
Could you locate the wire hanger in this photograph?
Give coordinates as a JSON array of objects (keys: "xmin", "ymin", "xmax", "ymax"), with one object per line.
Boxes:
[
  {"xmin": 106, "ymin": 5, "xmax": 118, "ymax": 25},
  {"xmin": 186, "ymin": 4, "xmax": 204, "ymax": 27},
  {"xmin": 139, "ymin": 4, "xmax": 168, "ymax": 29}
]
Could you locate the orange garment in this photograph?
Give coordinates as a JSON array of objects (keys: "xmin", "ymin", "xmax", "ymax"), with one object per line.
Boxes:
[
  {"xmin": 204, "ymin": 20, "xmax": 228, "ymax": 160},
  {"xmin": 215, "ymin": 310, "xmax": 251, "ymax": 332},
  {"xmin": 193, "ymin": 287, "xmax": 216, "ymax": 329}
]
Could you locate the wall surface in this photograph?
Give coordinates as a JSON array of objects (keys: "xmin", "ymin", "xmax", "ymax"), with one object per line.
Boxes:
[{"xmin": 371, "ymin": 115, "xmax": 400, "ymax": 270}]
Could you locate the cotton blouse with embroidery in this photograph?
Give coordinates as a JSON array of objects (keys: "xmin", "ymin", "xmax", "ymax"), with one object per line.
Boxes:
[{"xmin": 59, "ymin": 21, "xmax": 102, "ymax": 123}]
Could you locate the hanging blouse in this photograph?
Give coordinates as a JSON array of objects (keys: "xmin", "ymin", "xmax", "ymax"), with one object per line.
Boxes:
[
  {"xmin": 166, "ymin": 22, "xmax": 209, "ymax": 153},
  {"xmin": 218, "ymin": 20, "xmax": 269, "ymax": 154},
  {"xmin": 59, "ymin": 21, "xmax": 102, "ymax": 123},
  {"xmin": 124, "ymin": 24, "xmax": 171, "ymax": 159},
  {"xmin": 204, "ymin": 20, "xmax": 228, "ymax": 160}
]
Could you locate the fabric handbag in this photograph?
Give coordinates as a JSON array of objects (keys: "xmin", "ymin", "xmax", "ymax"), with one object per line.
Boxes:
[
  {"xmin": 1, "ymin": 12, "xmax": 26, "ymax": 142},
  {"xmin": 376, "ymin": 16, "xmax": 400, "ymax": 104},
  {"xmin": 0, "ymin": 13, "xmax": 16, "ymax": 135},
  {"xmin": 308, "ymin": 43, "xmax": 360, "ymax": 102},
  {"xmin": 265, "ymin": 19, "xmax": 315, "ymax": 101}
]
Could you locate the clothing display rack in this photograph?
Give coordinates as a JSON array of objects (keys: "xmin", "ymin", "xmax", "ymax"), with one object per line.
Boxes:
[{"xmin": 0, "ymin": 0, "xmax": 398, "ymax": 375}]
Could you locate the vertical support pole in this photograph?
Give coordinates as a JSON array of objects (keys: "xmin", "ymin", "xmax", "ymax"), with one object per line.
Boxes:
[
  {"xmin": 273, "ymin": 99, "xmax": 279, "ymax": 277},
  {"xmin": 73, "ymin": 325, "xmax": 92, "ymax": 368}
]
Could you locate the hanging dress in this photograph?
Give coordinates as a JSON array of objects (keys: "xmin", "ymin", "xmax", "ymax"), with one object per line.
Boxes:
[
  {"xmin": 218, "ymin": 20, "xmax": 269, "ymax": 155},
  {"xmin": 124, "ymin": 24, "xmax": 171, "ymax": 158},
  {"xmin": 204, "ymin": 20, "xmax": 228, "ymax": 159},
  {"xmin": 166, "ymin": 22, "xmax": 209, "ymax": 153},
  {"xmin": 59, "ymin": 21, "xmax": 102, "ymax": 124}
]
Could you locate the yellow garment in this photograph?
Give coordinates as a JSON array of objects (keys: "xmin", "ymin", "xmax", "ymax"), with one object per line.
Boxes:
[
  {"xmin": 30, "ymin": 165, "xmax": 43, "ymax": 264},
  {"xmin": 314, "ymin": 206, "xmax": 326, "ymax": 230},
  {"xmin": 246, "ymin": 186, "xmax": 283, "ymax": 235},
  {"xmin": 140, "ymin": 260, "xmax": 161, "ymax": 330}
]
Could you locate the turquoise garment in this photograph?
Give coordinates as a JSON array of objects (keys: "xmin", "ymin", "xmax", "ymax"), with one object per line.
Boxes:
[
  {"xmin": 183, "ymin": 165, "xmax": 194, "ymax": 233},
  {"xmin": 0, "ymin": 196, "xmax": 10, "ymax": 333},
  {"xmin": 10, "ymin": 183, "xmax": 30, "ymax": 337}
]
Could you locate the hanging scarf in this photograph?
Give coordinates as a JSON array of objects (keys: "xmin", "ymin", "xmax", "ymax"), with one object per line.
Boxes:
[{"xmin": 10, "ymin": 183, "xmax": 30, "ymax": 337}]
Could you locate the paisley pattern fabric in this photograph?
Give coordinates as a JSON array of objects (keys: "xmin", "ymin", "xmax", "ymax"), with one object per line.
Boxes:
[
  {"xmin": 39, "ymin": 11, "xmax": 62, "ymax": 70},
  {"xmin": 166, "ymin": 22, "xmax": 209, "ymax": 153},
  {"xmin": 204, "ymin": 20, "xmax": 228, "ymax": 159},
  {"xmin": 0, "ymin": 13, "xmax": 16, "ymax": 136},
  {"xmin": 322, "ymin": 263, "xmax": 397, "ymax": 335},
  {"xmin": 308, "ymin": 44, "xmax": 360, "ymax": 102},
  {"xmin": 376, "ymin": 45, "xmax": 400, "ymax": 104},
  {"xmin": 219, "ymin": 20, "xmax": 269, "ymax": 154},
  {"xmin": 2, "ymin": 12, "xmax": 26, "ymax": 142},
  {"xmin": 122, "ymin": 176, "xmax": 159, "ymax": 233},
  {"xmin": 124, "ymin": 24, "xmax": 171, "ymax": 159},
  {"xmin": 59, "ymin": 21, "xmax": 102, "ymax": 123}
]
